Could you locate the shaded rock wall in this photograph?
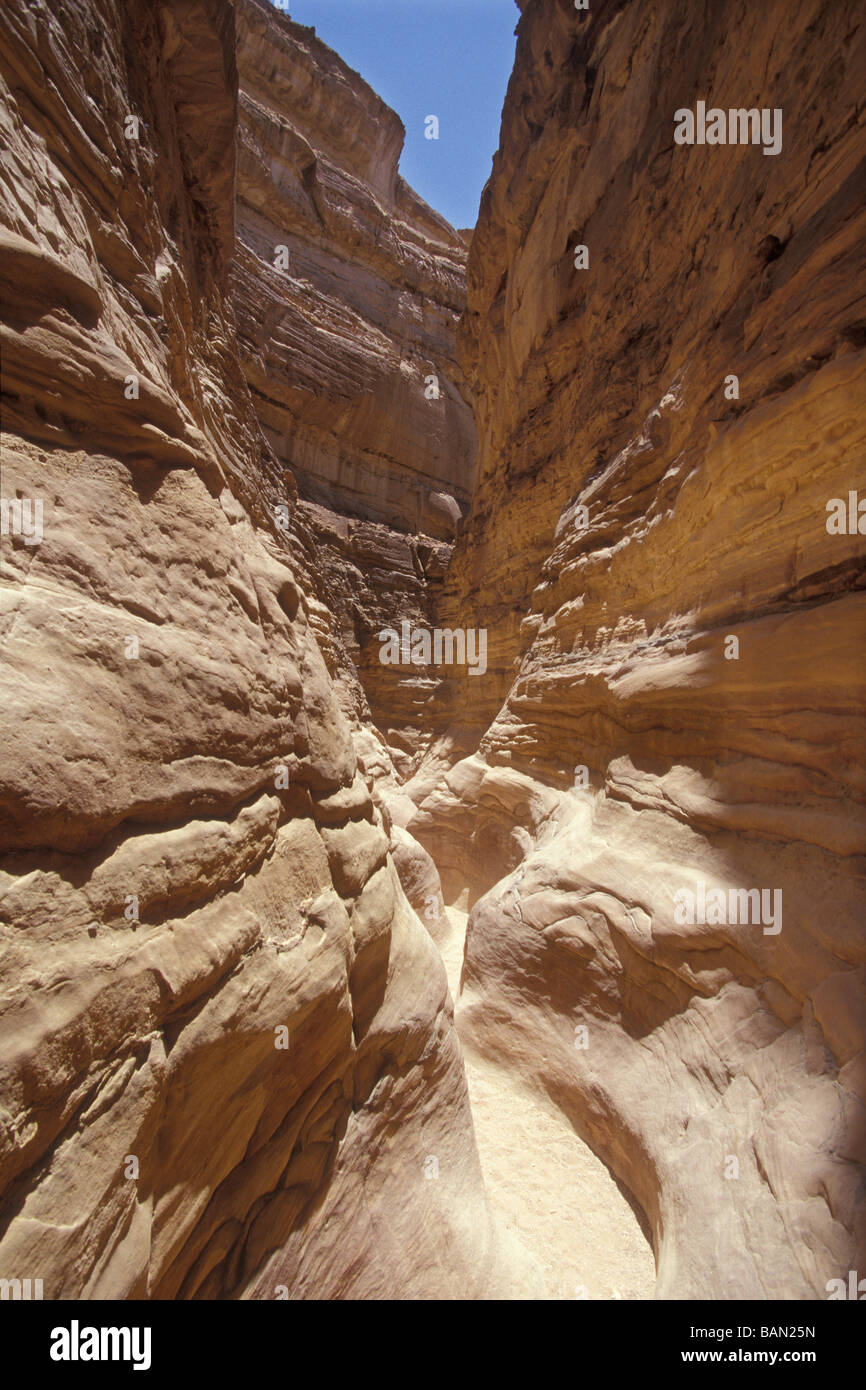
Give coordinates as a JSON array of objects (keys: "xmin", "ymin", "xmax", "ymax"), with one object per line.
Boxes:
[
  {"xmin": 3, "ymin": 0, "xmax": 862, "ymax": 1307},
  {"xmin": 0, "ymin": 0, "xmax": 516, "ymax": 1301},
  {"xmin": 231, "ymin": 0, "xmax": 476, "ymax": 774},
  {"xmin": 411, "ymin": 0, "xmax": 866, "ymax": 1298}
]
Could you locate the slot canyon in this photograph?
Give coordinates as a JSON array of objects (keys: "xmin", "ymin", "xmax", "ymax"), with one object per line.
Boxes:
[{"xmin": 0, "ymin": 0, "xmax": 864, "ymax": 1306}]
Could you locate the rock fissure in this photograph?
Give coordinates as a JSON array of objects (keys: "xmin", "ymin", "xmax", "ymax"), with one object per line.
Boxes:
[{"xmin": 1, "ymin": 0, "xmax": 863, "ymax": 1303}]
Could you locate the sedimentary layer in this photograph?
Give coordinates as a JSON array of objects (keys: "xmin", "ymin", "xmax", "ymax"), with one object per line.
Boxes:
[
  {"xmin": 231, "ymin": 0, "xmax": 476, "ymax": 773},
  {"xmin": 410, "ymin": 0, "xmax": 866, "ymax": 1299},
  {"xmin": 0, "ymin": 0, "xmax": 516, "ymax": 1300}
]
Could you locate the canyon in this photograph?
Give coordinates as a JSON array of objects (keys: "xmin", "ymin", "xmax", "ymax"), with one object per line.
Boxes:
[{"xmin": 0, "ymin": 0, "xmax": 864, "ymax": 1304}]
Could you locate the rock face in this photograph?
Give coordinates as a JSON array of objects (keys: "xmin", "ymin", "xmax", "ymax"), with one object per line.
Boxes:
[
  {"xmin": 231, "ymin": 0, "xmax": 476, "ymax": 776},
  {"xmin": 0, "ymin": 0, "xmax": 519, "ymax": 1301},
  {"xmin": 1, "ymin": 0, "xmax": 863, "ymax": 1307},
  {"xmin": 410, "ymin": 0, "xmax": 866, "ymax": 1298}
]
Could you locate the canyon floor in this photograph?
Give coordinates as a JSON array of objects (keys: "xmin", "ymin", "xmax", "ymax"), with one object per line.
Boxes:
[{"xmin": 438, "ymin": 904, "xmax": 656, "ymax": 1300}]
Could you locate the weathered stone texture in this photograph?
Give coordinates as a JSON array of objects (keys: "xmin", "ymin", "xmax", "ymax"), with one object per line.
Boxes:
[
  {"xmin": 0, "ymin": 0, "xmax": 512, "ymax": 1301},
  {"xmin": 411, "ymin": 0, "xmax": 866, "ymax": 1299},
  {"xmin": 231, "ymin": 0, "xmax": 477, "ymax": 772}
]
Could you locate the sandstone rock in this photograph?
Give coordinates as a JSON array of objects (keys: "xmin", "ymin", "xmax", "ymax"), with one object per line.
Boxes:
[
  {"xmin": 0, "ymin": 0, "xmax": 516, "ymax": 1302},
  {"xmin": 389, "ymin": 823, "xmax": 444, "ymax": 928},
  {"xmin": 231, "ymin": 0, "xmax": 477, "ymax": 770},
  {"xmin": 2, "ymin": 0, "xmax": 863, "ymax": 1309},
  {"xmin": 412, "ymin": 0, "xmax": 866, "ymax": 1300}
]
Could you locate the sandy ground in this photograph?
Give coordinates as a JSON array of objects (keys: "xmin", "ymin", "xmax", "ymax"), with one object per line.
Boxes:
[{"xmin": 438, "ymin": 904, "xmax": 657, "ymax": 1301}]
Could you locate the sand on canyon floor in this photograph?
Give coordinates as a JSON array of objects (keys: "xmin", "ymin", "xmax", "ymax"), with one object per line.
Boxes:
[{"xmin": 436, "ymin": 904, "xmax": 657, "ymax": 1301}]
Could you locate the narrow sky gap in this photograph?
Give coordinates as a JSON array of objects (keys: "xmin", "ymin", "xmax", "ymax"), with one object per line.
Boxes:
[{"xmin": 276, "ymin": 0, "xmax": 519, "ymax": 228}]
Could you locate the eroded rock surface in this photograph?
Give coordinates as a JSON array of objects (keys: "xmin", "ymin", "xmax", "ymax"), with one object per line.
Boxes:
[
  {"xmin": 1, "ymin": 0, "xmax": 863, "ymax": 1307},
  {"xmin": 410, "ymin": 0, "xmax": 866, "ymax": 1299},
  {"xmin": 231, "ymin": 0, "xmax": 476, "ymax": 776},
  {"xmin": 0, "ymin": 0, "xmax": 517, "ymax": 1301}
]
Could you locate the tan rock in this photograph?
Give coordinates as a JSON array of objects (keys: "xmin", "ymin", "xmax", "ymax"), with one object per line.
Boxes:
[
  {"xmin": 0, "ymin": 0, "xmax": 514, "ymax": 1302},
  {"xmin": 412, "ymin": 0, "xmax": 866, "ymax": 1300},
  {"xmin": 231, "ymin": 0, "xmax": 478, "ymax": 769},
  {"xmin": 3, "ymin": 0, "xmax": 863, "ymax": 1308}
]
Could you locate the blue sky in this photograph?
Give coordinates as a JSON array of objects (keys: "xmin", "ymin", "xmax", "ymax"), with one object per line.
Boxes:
[{"xmin": 273, "ymin": 0, "xmax": 519, "ymax": 229}]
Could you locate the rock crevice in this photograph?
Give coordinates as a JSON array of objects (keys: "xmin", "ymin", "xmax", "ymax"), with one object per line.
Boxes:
[{"xmin": 1, "ymin": 0, "xmax": 863, "ymax": 1304}]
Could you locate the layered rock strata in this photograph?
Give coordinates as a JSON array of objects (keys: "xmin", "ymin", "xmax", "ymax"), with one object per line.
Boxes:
[
  {"xmin": 2, "ymin": 0, "xmax": 863, "ymax": 1307},
  {"xmin": 231, "ymin": 0, "xmax": 476, "ymax": 775},
  {"xmin": 0, "ymin": 0, "xmax": 516, "ymax": 1301},
  {"xmin": 410, "ymin": 0, "xmax": 866, "ymax": 1299}
]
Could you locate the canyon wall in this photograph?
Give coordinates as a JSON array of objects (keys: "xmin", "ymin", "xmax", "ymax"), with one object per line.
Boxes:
[
  {"xmin": 411, "ymin": 0, "xmax": 866, "ymax": 1298},
  {"xmin": 231, "ymin": 0, "xmax": 476, "ymax": 778},
  {"xmin": 0, "ymin": 0, "xmax": 522, "ymax": 1301},
  {"xmin": 2, "ymin": 0, "xmax": 862, "ymax": 1306}
]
